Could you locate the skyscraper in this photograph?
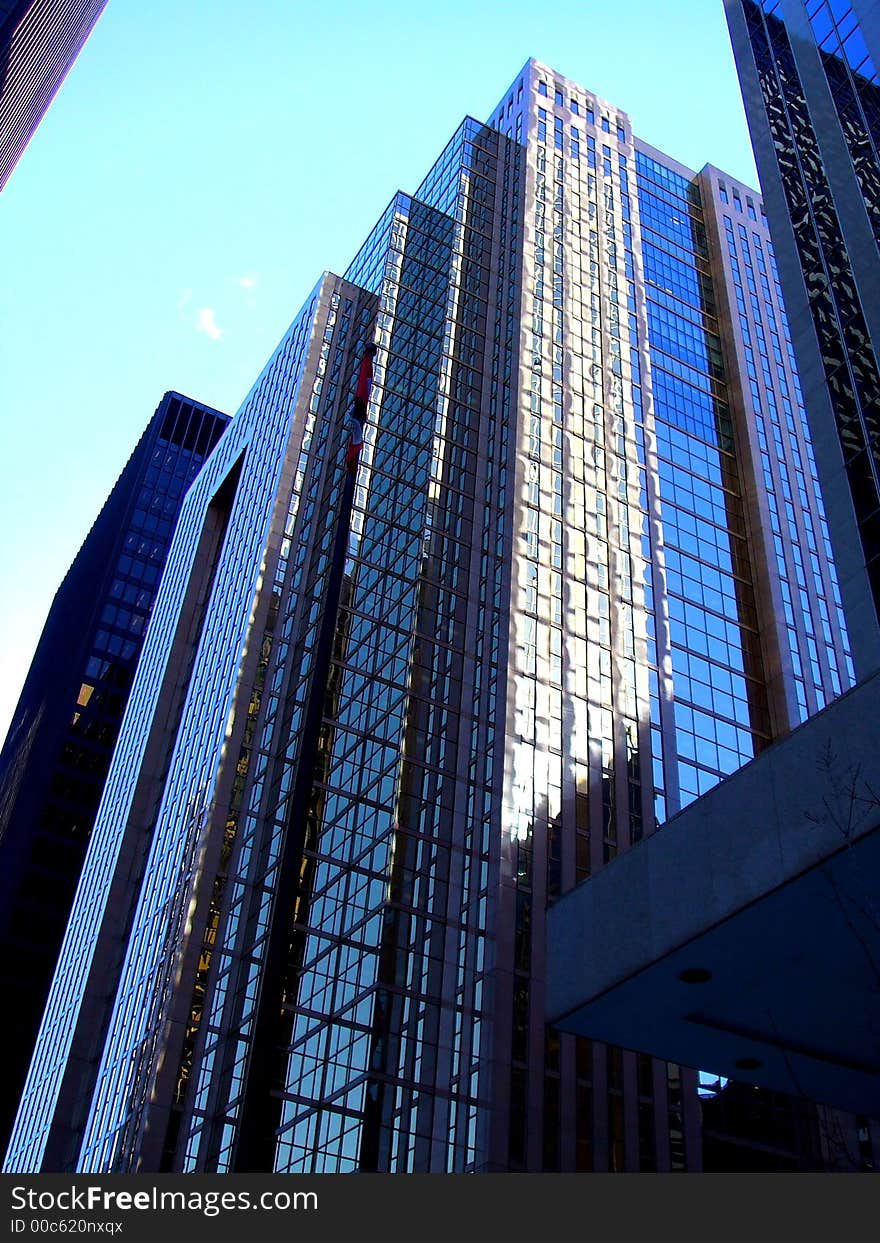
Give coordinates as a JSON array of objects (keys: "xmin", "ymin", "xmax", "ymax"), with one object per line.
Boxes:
[
  {"xmin": 725, "ymin": 0, "xmax": 880, "ymax": 677},
  {"xmin": 0, "ymin": 0, "xmax": 108, "ymax": 190},
  {"xmin": 0, "ymin": 391, "xmax": 228, "ymax": 1158},
  {"xmin": 4, "ymin": 58, "xmax": 855, "ymax": 1174}
]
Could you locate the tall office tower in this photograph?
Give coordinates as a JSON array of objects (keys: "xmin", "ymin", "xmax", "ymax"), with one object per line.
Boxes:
[
  {"xmin": 0, "ymin": 0, "xmax": 108, "ymax": 190},
  {"xmin": 725, "ymin": 0, "xmax": 880, "ymax": 677},
  {"xmin": 4, "ymin": 59, "xmax": 854, "ymax": 1175},
  {"xmin": 0, "ymin": 392, "xmax": 228, "ymax": 1159}
]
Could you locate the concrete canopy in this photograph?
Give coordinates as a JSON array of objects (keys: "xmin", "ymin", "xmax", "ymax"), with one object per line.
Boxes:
[{"xmin": 546, "ymin": 672, "xmax": 880, "ymax": 1117}]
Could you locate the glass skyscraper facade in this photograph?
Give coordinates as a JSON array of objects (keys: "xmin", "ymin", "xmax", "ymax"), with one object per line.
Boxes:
[
  {"xmin": 0, "ymin": 0, "xmax": 109, "ymax": 189},
  {"xmin": 4, "ymin": 59, "xmax": 854, "ymax": 1175},
  {"xmin": 0, "ymin": 392, "xmax": 228, "ymax": 1160},
  {"xmin": 725, "ymin": 0, "xmax": 880, "ymax": 677}
]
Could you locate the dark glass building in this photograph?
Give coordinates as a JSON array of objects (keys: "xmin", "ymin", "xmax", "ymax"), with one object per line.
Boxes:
[
  {"xmin": 725, "ymin": 0, "xmax": 880, "ymax": 677},
  {"xmin": 2, "ymin": 60, "xmax": 858, "ymax": 1174},
  {"xmin": 0, "ymin": 391, "xmax": 228, "ymax": 1157},
  {"xmin": 0, "ymin": 0, "xmax": 108, "ymax": 190}
]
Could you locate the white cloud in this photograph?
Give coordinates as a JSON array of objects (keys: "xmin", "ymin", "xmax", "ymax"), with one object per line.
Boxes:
[
  {"xmin": 177, "ymin": 288, "xmax": 193, "ymax": 316},
  {"xmin": 239, "ymin": 275, "xmax": 257, "ymax": 310},
  {"xmin": 195, "ymin": 307, "xmax": 224, "ymax": 340}
]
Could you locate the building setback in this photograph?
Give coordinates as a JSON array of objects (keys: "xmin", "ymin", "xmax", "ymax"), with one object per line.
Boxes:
[
  {"xmin": 0, "ymin": 0, "xmax": 108, "ymax": 190},
  {"xmin": 0, "ymin": 392, "xmax": 228, "ymax": 1157},
  {"xmin": 3, "ymin": 58, "xmax": 859, "ymax": 1173}
]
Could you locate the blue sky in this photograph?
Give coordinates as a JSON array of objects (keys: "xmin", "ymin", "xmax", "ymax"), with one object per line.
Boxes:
[{"xmin": 0, "ymin": 0, "xmax": 759, "ymax": 743}]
